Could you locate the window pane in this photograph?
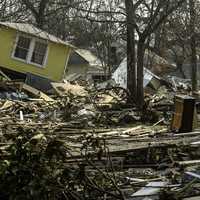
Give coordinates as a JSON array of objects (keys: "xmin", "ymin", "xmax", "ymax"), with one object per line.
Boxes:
[
  {"xmin": 14, "ymin": 36, "xmax": 31, "ymax": 60},
  {"xmin": 34, "ymin": 42, "xmax": 47, "ymax": 54},
  {"xmin": 17, "ymin": 37, "xmax": 30, "ymax": 49},
  {"xmin": 14, "ymin": 47, "xmax": 29, "ymax": 60},
  {"xmin": 31, "ymin": 52, "xmax": 44, "ymax": 65},
  {"xmin": 31, "ymin": 41, "xmax": 47, "ymax": 65}
]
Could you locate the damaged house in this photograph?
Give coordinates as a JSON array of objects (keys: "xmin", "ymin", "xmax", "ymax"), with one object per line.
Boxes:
[
  {"xmin": 66, "ymin": 48, "xmax": 106, "ymax": 82},
  {"xmin": 112, "ymin": 49, "xmax": 176, "ymax": 91},
  {"xmin": 0, "ymin": 22, "xmax": 73, "ymax": 91}
]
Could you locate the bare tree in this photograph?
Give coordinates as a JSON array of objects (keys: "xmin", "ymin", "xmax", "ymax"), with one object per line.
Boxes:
[
  {"xmin": 125, "ymin": 0, "xmax": 137, "ymax": 103},
  {"xmin": 189, "ymin": 0, "xmax": 197, "ymax": 92},
  {"xmin": 19, "ymin": 0, "xmax": 49, "ymax": 28},
  {"xmin": 125, "ymin": 0, "xmax": 187, "ymax": 108},
  {"xmin": 0, "ymin": 0, "xmax": 27, "ymax": 21}
]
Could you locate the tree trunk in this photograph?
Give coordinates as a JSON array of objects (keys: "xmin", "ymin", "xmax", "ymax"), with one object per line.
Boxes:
[
  {"xmin": 177, "ymin": 59, "xmax": 186, "ymax": 79},
  {"xmin": 36, "ymin": 14, "xmax": 45, "ymax": 28},
  {"xmin": 21, "ymin": 0, "xmax": 48, "ymax": 29},
  {"xmin": 136, "ymin": 40, "xmax": 145, "ymax": 108},
  {"xmin": 125, "ymin": 0, "xmax": 136, "ymax": 103},
  {"xmin": 37, "ymin": 0, "xmax": 49, "ymax": 29},
  {"xmin": 154, "ymin": 27, "xmax": 162, "ymax": 55},
  {"xmin": 127, "ymin": 28, "xmax": 136, "ymax": 103},
  {"xmin": 189, "ymin": 0, "xmax": 197, "ymax": 92}
]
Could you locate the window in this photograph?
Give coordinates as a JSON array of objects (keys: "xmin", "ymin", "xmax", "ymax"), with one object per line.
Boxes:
[
  {"xmin": 14, "ymin": 36, "xmax": 31, "ymax": 60},
  {"xmin": 31, "ymin": 42, "xmax": 48, "ymax": 65},
  {"xmin": 13, "ymin": 35, "xmax": 48, "ymax": 67}
]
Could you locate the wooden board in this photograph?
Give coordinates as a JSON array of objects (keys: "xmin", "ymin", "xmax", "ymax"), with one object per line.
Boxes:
[{"xmin": 21, "ymin": 83, "xmax": 54, "ymax": 102}]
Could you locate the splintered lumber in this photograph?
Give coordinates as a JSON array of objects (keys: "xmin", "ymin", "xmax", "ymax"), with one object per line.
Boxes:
[
  {"xmin": 131, "ymin": 181, "xmax": 167, "ymax": 198},
  {"xmin": 0, "ymin": 69, "xmax": 11, "ymax": 81},
  {"xmin": 0, "ymin": 100, "xmax": 14, "ymax": 110},
  {"xmin": 93, "ymin": 125, "xmax": 167, "ymax": 138},
  {"xmin": 175, "ymin": 131, "xmax": 200, "ymax": 137},
  {"xmin": 1, "ymin": 77, "xmax": 200, "ymax": 200},
  {"xmin": 178, "ymin": 160, "xmax": 200, "ymax": 166},
  {"xmin": 20, "ymin": 83, "xmax": 54, "ymax": 101},
  {"xmin": 185, "ymin": 172, "xmax": 200, "ymax": 180},
  {"xmin": 183, "ymin": 197, "xmax": 200, "ymax": 200},
  {"xmin": 51, "ymin": 82, "xmax": 88, "ymax": 97}
]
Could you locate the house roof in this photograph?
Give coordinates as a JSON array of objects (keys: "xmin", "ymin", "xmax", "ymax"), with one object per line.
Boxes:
[
  {"xmin": 75, "ymin": 49, "xmax": 103, "ymax": 67},
  {"xmin": 0, "ymin": 22, "xmax": 74, "ymax": 48}
]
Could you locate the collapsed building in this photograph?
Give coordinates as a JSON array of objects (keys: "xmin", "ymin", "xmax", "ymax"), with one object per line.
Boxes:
[
  {"xmin": 112, "ymin": 49, "xmax": 176, "ymax": 91},
  {"xmin": 66, "ymin": 48, "xmax": 106, "ymax": 82},
  {"xmin": 0, "ymin": 22, "xmax": 199, "ymax": 200}
]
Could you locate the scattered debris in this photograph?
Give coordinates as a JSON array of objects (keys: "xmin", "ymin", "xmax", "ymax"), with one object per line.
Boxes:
[
  {"xmin": 131, "ymin": 181, "xmax": 167, "ymax": 200},
  {"xmin": 0, "ymin": 78, "xmax": 198, "ymax": 200},
  {"xmin": 51, "ymin": 81, "xmax": 88, "ymax": 97}
]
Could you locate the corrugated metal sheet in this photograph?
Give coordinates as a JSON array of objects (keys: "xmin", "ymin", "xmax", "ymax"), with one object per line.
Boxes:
[
  {"xmin": 0, "ymin": 22, "xmax": 74, "ymax": 48},
  {"xmin": 130, "ymin": 181, "xmax": 167, "ymax": 200},
  {"xmin": 112, "ymin": 57, "xmax": 161, "ymax": 89}
]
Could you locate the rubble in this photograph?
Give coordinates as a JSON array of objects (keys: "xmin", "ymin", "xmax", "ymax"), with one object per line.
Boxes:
[
  {"xmin": 166, "ymin": 76, "xmax": 192, "ymax": 92},
  {"xmin": 51, "ymin": 81, "xmax": 88, "ymax": 97},
  {"xmin": 0, "ymin": 79, "xmax": 198, "ymax": 200}
]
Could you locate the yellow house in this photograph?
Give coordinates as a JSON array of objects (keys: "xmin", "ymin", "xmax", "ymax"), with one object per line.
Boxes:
[{"xmin": 0, "ymin": 22, "xmax": 73, "ymax": 86}]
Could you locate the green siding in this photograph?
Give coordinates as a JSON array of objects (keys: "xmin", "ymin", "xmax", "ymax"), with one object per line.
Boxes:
[{"xmin": 0, "ymin": 27, "xmax": 71, "ymax": 81}]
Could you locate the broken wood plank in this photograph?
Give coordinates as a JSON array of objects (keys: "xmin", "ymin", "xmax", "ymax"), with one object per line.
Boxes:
[
  {"xmin": 21, "ymin": 83, "xmax": 54, "ymax": 102},
  {"xmin": 0, "ymin": 69, "xmax": 11, "ymax": 81},
  {"xmin": 178, "ymin": 160, "xmax": 200, "ymax": 166},
  {"xmin": 51, "ymin": 82, "xmax": 88, "ymax": 97}
]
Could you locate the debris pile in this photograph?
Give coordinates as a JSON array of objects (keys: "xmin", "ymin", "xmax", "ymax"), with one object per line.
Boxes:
[
  {"xmin": 167, "ymin": 76, "xmax": 192, "ymax": 92},
  {"xmin": 0, "ymin": 80, "xmax": 199, "ymax": 199}
]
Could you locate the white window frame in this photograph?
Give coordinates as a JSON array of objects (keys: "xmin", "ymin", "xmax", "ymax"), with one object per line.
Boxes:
[
  {"xmin": 29, "ymin": 38, "xmax": 49, "ymax": 67},
  {"xmin": 12, "ymin": 34, "xmax": 49, "ymax": 68},
  {"xmin": 12, "ymin": 34, "xmax": 32, "ymax": 63}
]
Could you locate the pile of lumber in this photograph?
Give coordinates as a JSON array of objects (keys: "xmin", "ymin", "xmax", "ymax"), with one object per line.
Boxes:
[{"xmin": 0, "ymin": 80, "xmax": 199, "ymax": 199}]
